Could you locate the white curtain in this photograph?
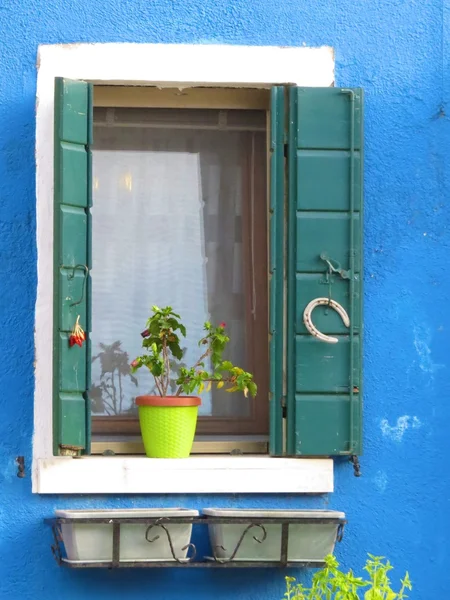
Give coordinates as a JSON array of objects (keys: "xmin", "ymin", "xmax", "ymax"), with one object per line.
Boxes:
[{"xmin": 90, "ymin": 109, "xmax": 253, "ymax": 419}]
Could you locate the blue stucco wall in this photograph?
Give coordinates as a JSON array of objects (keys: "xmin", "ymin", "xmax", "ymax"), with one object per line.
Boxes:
[{"xmin": 0, "ymin": 1, "xmax": 449, "ymax": 598}]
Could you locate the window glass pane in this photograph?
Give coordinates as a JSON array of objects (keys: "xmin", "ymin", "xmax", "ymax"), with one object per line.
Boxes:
[{"xmin": 90, "ymin": 109, "xmax": 265, "ymax": 419}]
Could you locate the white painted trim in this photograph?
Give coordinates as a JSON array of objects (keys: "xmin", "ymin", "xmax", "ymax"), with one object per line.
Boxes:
[
  {"xmin": 36, "ymin": 456, "xmax": 333, "ymax": 494},
  {"xmin": 34, "ymin": 43, "xmax": 335, "ymax": 494},
  {"xmin": 36, "ymin": 43, "xmax": 334, "ymax": 88}
]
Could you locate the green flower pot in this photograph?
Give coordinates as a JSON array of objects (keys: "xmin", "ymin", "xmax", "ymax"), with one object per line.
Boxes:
[{"xmin": 136, "ymin": 396, "xmax": 201, "ymax": 458}]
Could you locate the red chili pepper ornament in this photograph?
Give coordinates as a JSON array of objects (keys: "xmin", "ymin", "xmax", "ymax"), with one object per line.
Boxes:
[{"xmin": 69, "ymin": 315, "xmax": 86, "ymax": 348}]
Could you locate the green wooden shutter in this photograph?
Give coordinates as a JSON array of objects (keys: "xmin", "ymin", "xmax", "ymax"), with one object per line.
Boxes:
[
  {"xmin": 269, "ymin": 87, "xmax": 285, "ymax": 456},
  {"xmin": 285, "ymin": 87, "xmax": 363, "ymax": 457},
  {"xmin": 53, "ymin": 77, "xmax": 92, "ymax": 456}
]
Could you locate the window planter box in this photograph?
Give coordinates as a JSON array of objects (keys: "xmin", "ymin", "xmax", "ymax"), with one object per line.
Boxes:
[
  {"xmin": 203, "ymin": 508, "xmax": 345, "ymax": 562},
  {"xmin": 45, "ymin": 511, "xmax": 346, "ymax": 568},
  {"xmin": 54, "ymin": 508, "xmax": 199, "ymax": 563}
]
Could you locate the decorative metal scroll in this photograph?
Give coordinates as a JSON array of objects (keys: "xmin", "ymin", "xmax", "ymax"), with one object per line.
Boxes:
[
  {"xmin": 213, "ymin": 523, "xmax": 267, "ymax": 564},
  {"xmin": 145, "ymin": 519, "xmax": 197, "ymax": 564}
]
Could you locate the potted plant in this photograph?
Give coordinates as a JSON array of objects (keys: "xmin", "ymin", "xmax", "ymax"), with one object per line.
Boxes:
[
  {"xmin": 284, "ymin": 554, "xmax": 412, "ymax": 599},
  {"xmin": 131, "ymin": 306, "xmax": 257, "ymax": 458}
]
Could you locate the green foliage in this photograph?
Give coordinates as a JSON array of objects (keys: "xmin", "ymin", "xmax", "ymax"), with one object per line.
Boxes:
[
  {"xmin": 131, "ymin": 306, "xmax": 257, "ymax": 398},
  {"xmin": 284, "ymin": 555, "xmax": 412, "ymax": 600}
]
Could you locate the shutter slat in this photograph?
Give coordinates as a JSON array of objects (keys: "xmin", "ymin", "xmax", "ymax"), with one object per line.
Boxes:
[
  {"xmin": 286, "ymin": 87, "xmax": 363, "ymax": 457},
  {"xmin": 59, "ymin": 142, "xmax": 89, "ymax": 207},
  {"xmin": 53, "ymin": 77, "xmax": 92, "ymax": 455}
]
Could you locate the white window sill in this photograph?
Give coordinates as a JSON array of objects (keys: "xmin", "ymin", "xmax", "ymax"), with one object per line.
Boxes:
[{"xmin": 34, "ymin": 456, "xmax": 333, "ymax": 494}]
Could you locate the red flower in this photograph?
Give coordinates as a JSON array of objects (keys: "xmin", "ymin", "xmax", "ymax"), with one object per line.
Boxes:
[
  {"xmin": 131, "ymin": 359, "xmax": 139, "ymax": 368},
  {"xmin": 140, "ymin": 329, "xmax": 150, "ymax": 338},
  {"xmin": 219, "ymin": 322, "xmax": 226, "ymax": 329}
]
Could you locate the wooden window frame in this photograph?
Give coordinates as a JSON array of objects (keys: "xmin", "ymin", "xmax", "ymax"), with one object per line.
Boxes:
[{"xmin": 91, "ymin": 86, "xmax": 270, "ymax": 439}]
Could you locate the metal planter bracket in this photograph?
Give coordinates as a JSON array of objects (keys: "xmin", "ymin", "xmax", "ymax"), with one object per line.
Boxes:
[{"xmin": 44, "ymin": 515, "xmax": 347, "ymax": 569}]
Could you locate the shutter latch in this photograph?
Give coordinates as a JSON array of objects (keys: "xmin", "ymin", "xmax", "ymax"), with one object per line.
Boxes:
[
  {"xmin": 16, "ymin": 456, "xmax": 25, "ymax": 478},
  {"xmin": 320, "ymin": 253, "xmax": 350, "ymax": 280}
]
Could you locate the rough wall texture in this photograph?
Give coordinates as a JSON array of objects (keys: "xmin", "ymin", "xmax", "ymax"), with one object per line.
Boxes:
[{"xmin": 0, "ymin": 0, "xmax": 448, "ymax": 599}]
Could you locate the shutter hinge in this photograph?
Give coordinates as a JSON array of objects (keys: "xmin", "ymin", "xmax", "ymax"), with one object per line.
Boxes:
[
  {"xmin": 349, "ymin": 455, "xmax": 361, "ymax": 477},
  {"xmin": 59, "ymin": 444, "xmax": 84, "ymax": 457}
]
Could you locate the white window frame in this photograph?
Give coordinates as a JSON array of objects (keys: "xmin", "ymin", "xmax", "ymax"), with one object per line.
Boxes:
[{"xmin": 34, "ymin": 42, "xmax": 335, "ymax": 494}]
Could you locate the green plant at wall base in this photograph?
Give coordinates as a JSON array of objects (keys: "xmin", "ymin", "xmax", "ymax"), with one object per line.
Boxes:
[
  {"xmin": 131, "ymin": 305, "xmax": 257, "ymax": 398},
  {"xmin": 284, "ymin": 555, "xmax": 412, "ymax": 600}
]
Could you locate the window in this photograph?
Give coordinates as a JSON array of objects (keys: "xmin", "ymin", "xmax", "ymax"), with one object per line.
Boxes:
[
  {"xmin": 33, "ymin": 43, "xmax": 356, "ymax": 494},
  {"xmin": 53, "ymin": 81, "xmax": 363, "ymax": 459},
  {"xmin": 89, "ymin": 94, "xmax": 269, "ymax": 453}
]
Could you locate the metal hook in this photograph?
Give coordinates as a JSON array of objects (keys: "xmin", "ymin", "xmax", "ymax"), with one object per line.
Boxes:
[
  {"xmin": 68, "ymin": 265, "xmax": 89, "ymax": 307},
  {"xmin": 336, "ymin": 522, "xmax": 346, "ymax": 542}
]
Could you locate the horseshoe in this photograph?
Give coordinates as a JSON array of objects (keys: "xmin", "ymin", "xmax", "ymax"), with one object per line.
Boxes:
[{"xmin": 303, "ymin": 298, "xmax": 350, "ymax": 344}]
